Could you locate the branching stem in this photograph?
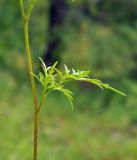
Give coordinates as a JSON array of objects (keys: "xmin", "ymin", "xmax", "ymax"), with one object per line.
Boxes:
[
  {"xmin": 37, "ymin": 93, "xmax": 47, "ymax": 114},
  {"xmin": 19, "ymin": 1, "xmax": 126, "ymax": 160}
]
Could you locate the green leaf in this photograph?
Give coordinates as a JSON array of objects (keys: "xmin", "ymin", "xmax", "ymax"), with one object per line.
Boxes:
[
  {"xmin": 33, "ymin": 58, "xmax": 126, "ymax": 112},
  {"xmin": 107, "ymin": 86, "xmax": 127, "ymax": 96},
  {"xmin": 55, "ymin": 68, "xmax": 63, "ymax": 79},
  {"xmin": 53, "ymin": 85, "xmax": 74, "ymax": 110},
  {"xmin": 39, "ymin": 57, "xmax": 47, "ymax": 76},
  {"xmin": 49, "ymin": 61, "xmax": 58, "ymax": 75},
  {"xmin": 84, "ymin": 79, "xmax": 104, "ymax": 89},
  {"xmin": 64, "ymin": 64, "xmax": 70, "ymax": 74}
]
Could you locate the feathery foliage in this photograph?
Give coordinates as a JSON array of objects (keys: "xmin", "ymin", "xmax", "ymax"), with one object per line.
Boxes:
[
  {"xmin": 33, "ymin": 58, "xmax": 126, "ymax": 110},
  {"xmin": 19, "ymin": 1, "xmax": 126, "ymax": 159}
]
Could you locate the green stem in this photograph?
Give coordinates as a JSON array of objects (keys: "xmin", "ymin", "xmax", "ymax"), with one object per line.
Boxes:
[
  {"xmin": 20, "ymin": 0, "xmax": 25, "ymax": 20},
  {"xmin": 37, "ymin": 92, "xmax": 48, "ymax": 114},
  {"xmin": 20, "ymin": 1, "xmax": 39, "ymax": 160},
  {"xmin": 23, "ymin": 21, "xmax": 38, "ymax": 111},
  {"xmin": 34, "ymin": 112, "xmax": 38, "ymax": 160}
]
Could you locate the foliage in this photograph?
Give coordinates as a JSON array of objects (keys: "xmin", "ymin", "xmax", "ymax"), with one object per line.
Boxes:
[
  {"xmin": 0, "ymin": 1, "xmax": 136, "ymax": 159},
  {"xmin": 18, "ymin": 1, "xmax": 124, "ymax": 160},
  {"xmin": 33, "ymin": 59, "xmax": 126, "ymax": 111}
]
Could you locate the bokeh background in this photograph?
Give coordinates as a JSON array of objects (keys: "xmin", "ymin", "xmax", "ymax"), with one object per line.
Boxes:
[{"xmin": 0, "ymin": 0, "xmax": 137, "ymax": 159}]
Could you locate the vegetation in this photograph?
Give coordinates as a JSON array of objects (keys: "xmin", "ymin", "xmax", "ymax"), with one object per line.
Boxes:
[
  {"xmin": 0, "ymin": 0, "xmax": 136, "ymax": 160},
  {"xmin": 19, "ymin": 1, "xmax": 125, "ymax": 159}
]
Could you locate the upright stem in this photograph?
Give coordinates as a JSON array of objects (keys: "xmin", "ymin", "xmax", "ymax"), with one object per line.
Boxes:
[
  {"xmin": 34, "ymin": 111, "xmax": 38, "ymax": 160},
  {"xmin": 24, "ymin": 18, "xmax": 39, "ymax": 160},
  {"xmin": 20, "ymin": 1, "xmax": 39, "ymax": 160},
  {"xmin": 24, "ymin": 22, "xmax": 38, "ymax": 112}
]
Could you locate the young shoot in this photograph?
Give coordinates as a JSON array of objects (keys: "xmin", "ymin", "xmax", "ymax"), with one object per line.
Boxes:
[
  {"xmin": 19, "ymin": 1, "xmax": 126, "ymax": 160},
  {"xmin": 33, "ymin": 58, "xmax": 126, "ymax": 112}
]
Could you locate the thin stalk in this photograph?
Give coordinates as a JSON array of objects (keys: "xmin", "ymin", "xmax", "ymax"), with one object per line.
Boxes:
[
  {"xmin": 24, "ymin": 19, "xmax": 39, "ymax": 160},
  {"xmin": 34, "ymin": 112, "xmax": 38, "ymax": 160},
  {"xmin": 23, "ymin": 22, "xmax": 38, "ymax": 111},
  {"xmin": 37, "ymin": 92, "xmax": 48, "ymax": 114},
  {"xmin": 20, "ymin": 1, "xmax": 39, "ymax": 160}
]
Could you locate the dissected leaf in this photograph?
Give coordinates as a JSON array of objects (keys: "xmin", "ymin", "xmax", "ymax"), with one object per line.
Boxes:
[
  {"xmin": 106, "ymin": 86, "xmax": 126, "ymax": 96},
  {"xmin": 33, "ymin": 58, "xmax": 126, "ymax": 110},
  {"xmin": 49, "ymin": 61, "xmax": 58, "ymax": 75},
  {"xmin": 53, "ymin": 84, "xmax": 74, "ymax": 110}
]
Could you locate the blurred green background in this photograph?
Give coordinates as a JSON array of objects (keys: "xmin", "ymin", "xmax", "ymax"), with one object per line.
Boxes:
[{"xmin": 0, "ymin": 0, "xmax": 137, "ymax": 159}]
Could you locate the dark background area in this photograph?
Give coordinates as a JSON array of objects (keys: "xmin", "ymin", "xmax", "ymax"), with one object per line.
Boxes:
[{"xmin": 0, "ymin": 0, "xmax": 137, "ymax": 159}]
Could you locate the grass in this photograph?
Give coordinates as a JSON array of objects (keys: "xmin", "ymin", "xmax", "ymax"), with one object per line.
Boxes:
[{"xmin": 0, "ymin": 73, "xmax": 137, "ymax": 160}]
